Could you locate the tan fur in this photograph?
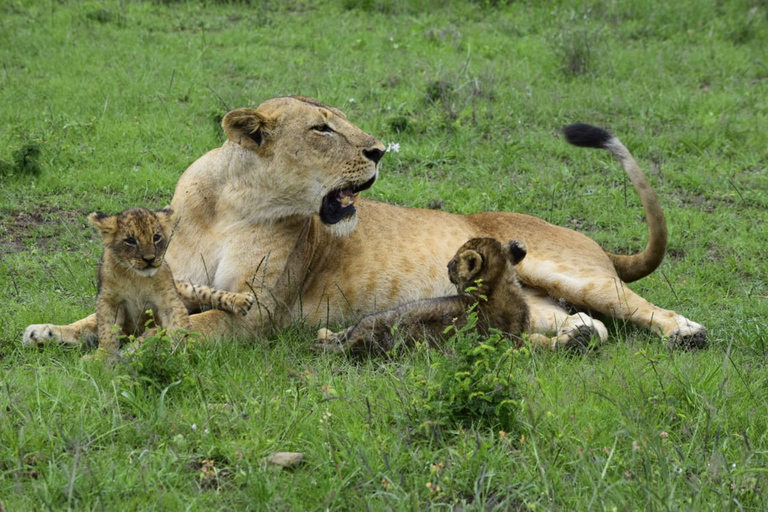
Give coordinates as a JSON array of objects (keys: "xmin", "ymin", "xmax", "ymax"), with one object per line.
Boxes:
[
  {"xmin": 316, "ymin": 238, "xmax": 533, "ymax": 354},
  {"xmin": 23, "ymin": 96, "xmax": 705, "ymax": 350},
  {"xmin": 88, "ymin": 207, "xmax": 190, "ymax": 358},
  {"xmin": 64, "ymin": 208, "xmax": 255, "ymax": 358}
]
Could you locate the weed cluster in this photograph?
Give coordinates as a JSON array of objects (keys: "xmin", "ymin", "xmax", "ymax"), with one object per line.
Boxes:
[
  {"xmin": 0, "ymin": 141, "xmax": 43, "ymax": 180},
  {"xmin": 118, "ymin": 327, "xmax": 198, "ymax": 391},
  {"xmin": 402, "ymin": 306, "xmax": 522, "ymax": 438}
]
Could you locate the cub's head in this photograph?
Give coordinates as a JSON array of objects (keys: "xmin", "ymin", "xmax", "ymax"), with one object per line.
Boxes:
[
  {"xmin": 88, "ymin": 207, "xmax": 175, "ymax": 277},
  {"xmin": 221, "ymin": 96, "xmax": 386, "ymax": 236},
  {"xmin": 447, "ymin": 238, "xmax": 527, "ymax": 295}
]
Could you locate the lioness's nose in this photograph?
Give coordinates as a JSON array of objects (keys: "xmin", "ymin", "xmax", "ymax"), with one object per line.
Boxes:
[{"xmin": 363, "ymin": 147, "xmax": 385, "ymax": 164}]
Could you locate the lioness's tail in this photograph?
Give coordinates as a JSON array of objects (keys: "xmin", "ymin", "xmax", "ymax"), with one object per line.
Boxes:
[{"xmin": 563, "ymin": 123, "xmax": 667, "ymax": 283}]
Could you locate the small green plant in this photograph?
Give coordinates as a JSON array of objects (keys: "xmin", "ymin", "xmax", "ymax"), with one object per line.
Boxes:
[
  {"xmin": 401, "ymin": 299, "xmax": 522, "ymax": 438},
  {"xmin": 119, "ymin": 318, "xmax": 197, "ymax": 391},
  {"xmin": 552, "ymin": 26, "xmax": 602, "ymax": 78},
  {"xmin": 0, "ymin": 141, "xmax": 43, "ymax": 180}
]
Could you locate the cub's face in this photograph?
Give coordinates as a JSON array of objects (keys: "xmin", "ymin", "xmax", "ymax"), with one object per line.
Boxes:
[
  {"xmin": 447, "ymin": 238, "xmax": 527, "ymax": 294},
  {"xmin": 89, "ymin": 207, "xmax": 174, "ymax": 277},
  {"xmin": 221, "ymin": 96, "xmax": 386, "ymax": 236}
]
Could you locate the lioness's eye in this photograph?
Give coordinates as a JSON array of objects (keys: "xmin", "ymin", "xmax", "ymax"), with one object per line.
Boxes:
[
  {"xmin": 153, "ymin": 234, "xmax": 162, "ymax": 243},
  {"xmin": 312, "ymin": 124, "xmax": 334, "ymax": 134},
  {"xmin": 124, "ymin": 237, "xmax": 137, "ymax": 246}
]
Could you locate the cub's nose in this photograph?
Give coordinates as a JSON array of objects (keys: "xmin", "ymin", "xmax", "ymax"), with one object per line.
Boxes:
[
  {"xmin": 142, "ymin": 255, "xmax": 156, "ymax": 263},
  {"xmin": 363, "ymin": 147, "xmax": 385, "ymax": 164}
]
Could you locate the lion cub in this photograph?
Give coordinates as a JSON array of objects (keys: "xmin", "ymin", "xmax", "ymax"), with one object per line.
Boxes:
[
  {"xmin": 89, "ymin": 207, "xmax": 254, "ymax": 359},
  {"xmin": 317, "ymin": 237, "xmax": 532, "ymax": 355}
]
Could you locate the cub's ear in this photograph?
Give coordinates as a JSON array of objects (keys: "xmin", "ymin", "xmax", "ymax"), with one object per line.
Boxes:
[
  {"xmin": 87, "ymin": 212, "xmax": 117, "ymax": 238},
  {"xmin": 505, "ymin": 239, "xmax": 527, "ymax": 265},
  {"xmin": 458, "ymin": 249, "xmax": 484, "ymax": 281},
  {"xmin": 155, "ymin": 207, "xmax": 177, "ymax": 234},
  {"xmin": 222, "ymin": 108, "xmax": 277, "ymax": 152}
]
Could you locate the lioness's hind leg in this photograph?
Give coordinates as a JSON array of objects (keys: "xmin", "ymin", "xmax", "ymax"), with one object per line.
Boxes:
[
  {"xmin": 525, "ymin": 264, "xmax": 705, "ymax": 348},
  {"xmin": 572, "ymin": 277, "xmax": 705, "ymax": 348},
  {"xmin": 23, "ymin": 314, "xmax": 99, "ymax": 347}
]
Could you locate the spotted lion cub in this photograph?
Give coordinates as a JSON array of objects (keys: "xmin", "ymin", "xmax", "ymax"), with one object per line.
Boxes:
[
  {"xmin": 317, "ymin": 237, "xmax": 535, "ymax": 355},
  {"xmin": 88, "ymin": 207, "xmax": 254, "ymax": 359}
]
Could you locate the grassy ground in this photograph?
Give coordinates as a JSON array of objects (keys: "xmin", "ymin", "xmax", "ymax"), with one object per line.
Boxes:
[{"xmin": 1, "ymin": 0, "xmax": 767, "ymax": 509}]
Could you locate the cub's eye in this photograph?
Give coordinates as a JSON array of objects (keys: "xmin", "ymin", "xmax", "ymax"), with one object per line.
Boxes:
[
  {"xmin": 153, "ymin": 234, "xmax": 162, "ymax": 243},
  {"xmin": 312, "ymin": 124, "xmax": 334, "ymax": 134},
  {"xmin": 124, "ymin": 237, "xmax": 137, "ymax": 246}
]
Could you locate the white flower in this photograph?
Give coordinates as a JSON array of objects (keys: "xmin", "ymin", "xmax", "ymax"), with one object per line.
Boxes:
[
  {"xmin": 386, "ymin": 142, "xmax": 400, "ymax": 153},
  {"xmin": 348, "ymin": 98, "xmax": 356, "ymax": 103},
  {"xmin": 204, "ymin": 428, "xmax": 210, "ymax": 435},
  {"xmin": 191, "ymin": 423, "xmax": 197, "ymax": 431}
]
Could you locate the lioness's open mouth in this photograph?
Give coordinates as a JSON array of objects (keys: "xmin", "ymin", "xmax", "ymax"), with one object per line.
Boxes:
[{"xmin": 319, "ymin": 174, "xmax": 377, "ymax": 225}]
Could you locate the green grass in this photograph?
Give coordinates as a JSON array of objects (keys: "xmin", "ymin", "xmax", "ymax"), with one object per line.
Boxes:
[{"xmin": 2, "ymin": 0, "xmax": 768, "ymax": 509}]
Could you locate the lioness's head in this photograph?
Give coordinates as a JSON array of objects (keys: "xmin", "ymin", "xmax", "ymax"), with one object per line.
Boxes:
[
  {"xmin": 447, "ymin": 237, "xmax": 527, "ymax": 295},
  {"xmin": 89, "ymin": 207, "xmax": 175, "ymax": 277},
  {"xmin": 221, "ymin": 96, "xmax": 385, "ymax": 236}
]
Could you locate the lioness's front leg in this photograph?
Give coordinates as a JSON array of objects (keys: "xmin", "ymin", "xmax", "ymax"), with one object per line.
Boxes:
[{"xmin": 23, "ymin": 314, "xmax": 99, "ymax": 347}]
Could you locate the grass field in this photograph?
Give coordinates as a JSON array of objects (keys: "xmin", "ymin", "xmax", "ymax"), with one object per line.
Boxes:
[{"xmin": 2, "ymin": 0, "xmax": 768, "ymax": 509}]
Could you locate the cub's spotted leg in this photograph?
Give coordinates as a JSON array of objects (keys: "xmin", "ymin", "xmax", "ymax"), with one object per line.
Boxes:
[
  {"xmin": 23, "ymin": 314, "xmax": 99, "ymax": 347},
  {"xmin": 174, "ymin": 281, "xmax": 255, "ymax": 316}
]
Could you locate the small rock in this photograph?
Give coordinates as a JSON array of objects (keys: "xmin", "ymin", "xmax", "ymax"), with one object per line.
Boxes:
[{"xmin": 267, "ymin": 452, "xmax": 305, "ymax": 469}]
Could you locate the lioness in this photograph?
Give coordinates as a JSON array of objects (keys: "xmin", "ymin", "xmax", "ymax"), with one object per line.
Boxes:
[
  {"xmin": 23, "ymin": 96, "xmax": 705, "ymax": 349},
  {"xmin": 317, "ymin": 238, "xmax": 539, "ymax": 354}
]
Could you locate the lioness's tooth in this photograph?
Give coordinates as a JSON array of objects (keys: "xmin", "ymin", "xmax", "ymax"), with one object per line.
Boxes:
[{"xmin": 340, "ymin": 196, "xmax": 352, "ymax": 206}]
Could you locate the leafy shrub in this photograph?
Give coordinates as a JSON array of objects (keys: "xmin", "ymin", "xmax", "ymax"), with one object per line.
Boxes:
[
  {"xmin": 400, "ymin": 304, "xmax": 523, "ymax": 438},
  {"xmin": 0, "ymin": 141, "xmax": 43, "ymax": 180},
  {"xmin": 119, "ymin": 325, "xmax": 198, "ymax": 391}
]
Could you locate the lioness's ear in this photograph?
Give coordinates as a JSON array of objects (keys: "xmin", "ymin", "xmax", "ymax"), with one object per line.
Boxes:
[
  {"xmin": 505, "ymin": 239, "xmax": 527, "ymax": 265},
  {"xmin": 155, "ymin": 207, "xmax": 176, "ymax": 235},
  {"xmin": 222, "ymin": 108, "xmax": 277, "ymax": 151},
  {"xmin": 458, "ymin": 249, "xmax": 483, "ymax": 281},
  {"xmin": 88, "ymin": 212, "xmax": 117, "ymax": 238}
]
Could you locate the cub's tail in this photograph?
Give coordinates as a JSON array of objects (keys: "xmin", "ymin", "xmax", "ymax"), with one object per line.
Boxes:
[{"xmin": 563, "ymin": 123, "xmax": 667, "ymax": 283}]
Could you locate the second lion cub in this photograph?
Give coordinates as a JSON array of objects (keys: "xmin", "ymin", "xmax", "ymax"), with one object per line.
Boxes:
[
  {"xmin": 317, "ymin": 237, "xmax": 536, "ymax": 355},
  {"xmin": 89, "ymin": 207, "xmax": 254, "ymax": 359}
]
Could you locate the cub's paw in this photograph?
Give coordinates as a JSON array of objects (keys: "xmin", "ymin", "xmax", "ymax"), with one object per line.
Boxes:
[
  {"xmin": 317, "ymin": 328, "xmax": 336, "ymax": 342},
  {"xmin": 23, "ymin": 324, "xmax": 62, "ymax": 346},
  {"xmin": 313, "ymin": 328, "xmax": 346, "ymax": 352},
  {"xmin": 233, "ymin": 293, "xmax": 256, "ymax": 316}
]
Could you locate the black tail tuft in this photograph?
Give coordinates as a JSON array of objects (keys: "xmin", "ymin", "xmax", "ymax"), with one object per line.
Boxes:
[{"xmin": 563, "ymin": 123, "xmax": 613, "ymax": 149}]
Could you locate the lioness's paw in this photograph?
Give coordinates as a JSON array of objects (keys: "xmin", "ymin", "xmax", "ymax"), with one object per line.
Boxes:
[
  {"xmin": 234, "ymin": 293, "xmax": 256, "ymax": 315},
  {"xmin": 23, "ymin": 324, "xmax": 62, "ymax": 346},
  {"xmin": 667, "ymin": 322, "xmax": 707, "ymax": 350},
  {"xmin": 555, "ymin": 325, "xmax": 601, "ymax": 353}
]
